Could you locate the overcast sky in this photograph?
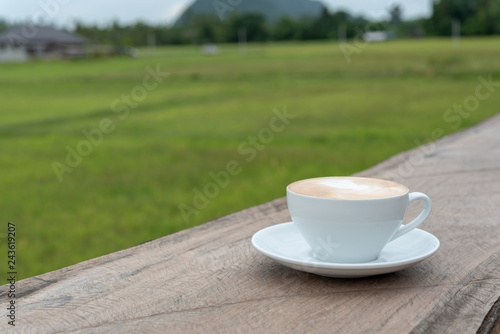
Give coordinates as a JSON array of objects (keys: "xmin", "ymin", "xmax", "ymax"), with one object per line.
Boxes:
[{"xmin": 0, "ymin": 0, "xmax": 432, "ymax": 27}]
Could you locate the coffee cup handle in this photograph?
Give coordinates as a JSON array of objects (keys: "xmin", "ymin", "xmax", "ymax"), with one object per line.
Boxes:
[{"xmin": 390, "ymin": 192, "xmax": 432, "ymax": 241}]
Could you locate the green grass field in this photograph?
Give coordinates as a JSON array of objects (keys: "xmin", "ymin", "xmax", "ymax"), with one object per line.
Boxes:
[{"xmin": 1, "ymin": 38, "xmax": 499, "ymax": 279}]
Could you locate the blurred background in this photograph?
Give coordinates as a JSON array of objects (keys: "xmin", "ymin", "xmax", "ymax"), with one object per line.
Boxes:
[{"xmin": 1, "ymin": 0, "xmax": 499, "ymax": 279}]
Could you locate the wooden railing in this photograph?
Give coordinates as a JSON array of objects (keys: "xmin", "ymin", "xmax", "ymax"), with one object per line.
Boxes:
[{"xmin": 2, "ymin": 113, "xmax": 500, "ymax": 333}]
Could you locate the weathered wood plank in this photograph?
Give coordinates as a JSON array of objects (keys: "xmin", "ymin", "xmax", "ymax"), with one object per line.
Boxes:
[
  {"xmin": 478, "ymin": 297, "xmax": 500, "ymax": 334},
  {"xmin": 1, "ymin": 113, "xmax": 500, "ymax": 333}
]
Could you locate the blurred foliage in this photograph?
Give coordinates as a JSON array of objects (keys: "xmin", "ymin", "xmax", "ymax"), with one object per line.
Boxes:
[
  {"xmin": 0, "ymin": 0, "xmax": 498, "ymax": 48},
  {"xmin": 0, "ymin": 8, "xmax": 395, "ymax": 46},
  {"xmin": 72, "ymin": 0, "xmax": 500, "ymax": 45},
  {"xmin": 0, "ymin": 18, "xmax": 7, "ymax": 33},
  {"xmin": 426, "ymin": 0, "xmax": 500, "ymax": 35},
  {"xmin": 0, "ymin": 1, "xmax": 498, "ymax": 46},
  {"xmin": 389, "ymin": 4, "xmax": 403, "ymax": 24},
  {"xmin": 71, "ymin": 10, "xmax": 370, "ymax": 46}
]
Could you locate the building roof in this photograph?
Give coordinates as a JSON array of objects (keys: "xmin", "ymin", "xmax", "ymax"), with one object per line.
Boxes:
[{"xmin": 0, "ymin": 25, "xmax": 86, "ymax": 45}]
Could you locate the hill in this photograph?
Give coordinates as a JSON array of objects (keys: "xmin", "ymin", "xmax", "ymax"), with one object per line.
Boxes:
[{"xmin": 175, "ymin": 0, "xmax": 325, "ymax": 25}]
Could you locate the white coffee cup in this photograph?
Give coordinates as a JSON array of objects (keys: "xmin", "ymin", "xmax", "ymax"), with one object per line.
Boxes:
[{"xmin": 287, "ymin": 176, "xmax": 432, "ymax": 263}]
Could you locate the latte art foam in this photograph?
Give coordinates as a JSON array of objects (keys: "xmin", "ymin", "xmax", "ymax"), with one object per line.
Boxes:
[{"xmin": 288, "ymin": 177, "xmax": 408, "ymax": 199}]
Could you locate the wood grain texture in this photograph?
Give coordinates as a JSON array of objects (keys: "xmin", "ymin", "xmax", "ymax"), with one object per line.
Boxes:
[
  {"xmin": 2, "ymin": 113, "xmax": 500, "ymax": 333},
  {"xmin": 478, "ymin": 297, "xmax": 500, "ymax": 334}
]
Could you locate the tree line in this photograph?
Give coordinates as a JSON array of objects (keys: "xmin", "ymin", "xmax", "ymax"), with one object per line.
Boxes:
[
  {"xmin": 426, "ymin": 0, "xmax": 500, "ymax": 35},
  {"xmin": 70, "ymin": 7, "xmax": 423, "ymax": 46},
  {"xmin": 0, "ymin": 0, "xmax": 499, "ymax": 47}
]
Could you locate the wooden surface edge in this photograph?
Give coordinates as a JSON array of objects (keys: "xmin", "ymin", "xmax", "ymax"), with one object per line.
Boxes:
[
  {"xmin": 7, "ymin": 112, "xmax": 500, "ymax": 289},
  {"xmin": 3, "ymin": 197, "xmax": 288, "ymax": 300},
  {"xmin": 357, "ymin": 111, "xmax": 500, "ymax": 179},
  {"xmin": 1, "ymin": 112, "xmax": 500, "ymax": 333},
  {"xmin": 478, "ymin": 297, "xmax": 500, "ymax": 334}
]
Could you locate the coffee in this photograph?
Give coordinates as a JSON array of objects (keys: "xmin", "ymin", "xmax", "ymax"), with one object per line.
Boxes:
[
  {"xmin": 288, "ymin": 177, "xmax": 407, "ymax": 199},
  {"xmin": 287, "ymin": 176, "xmax": 431, "ymax": 263}
]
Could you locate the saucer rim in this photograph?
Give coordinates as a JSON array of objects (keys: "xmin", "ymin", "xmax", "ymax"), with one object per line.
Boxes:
[{"xmin": 251, "ymin": 222, "xmax": 440, "ymax": 270}]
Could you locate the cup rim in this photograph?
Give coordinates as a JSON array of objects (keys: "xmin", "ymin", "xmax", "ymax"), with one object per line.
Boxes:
[{"xmin": 286, "ymin": 176, "xmax": 409, "ymax": 201}]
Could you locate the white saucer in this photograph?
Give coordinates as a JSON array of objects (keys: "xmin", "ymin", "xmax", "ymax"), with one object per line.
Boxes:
[{"xmin": 251, "ymin": 222, "xmax": 440, "ymax": 278}]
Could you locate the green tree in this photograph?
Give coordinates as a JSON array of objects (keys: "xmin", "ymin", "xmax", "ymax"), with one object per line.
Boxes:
[
  {"xmin": 273, "ymin": 17, "xmax": 301, "ymax": 40},
  {"xmin": 223, "ymin": 13, "xmax": 269, "ymax": 42},
  {"xmin": 309, "ymin": 7, "xmax": 339, "ymax": 39},
  {"xmin": 389, "ymin": 4, "xmax": 403, "ymax": 24},
  {"xmin": 192, "ymin": 15, "xmax": 222, "ymax": 43},
  {"xmin": 462, "ymin": 0, "xmax": 500, "ymax": 34},
  {"xmin": 0, "ymin": 19, "xmax": 7, "ymax": 33},
  {"xmin": 426, "ymin": 0, "xmax": 500, "ymax": 35}
]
